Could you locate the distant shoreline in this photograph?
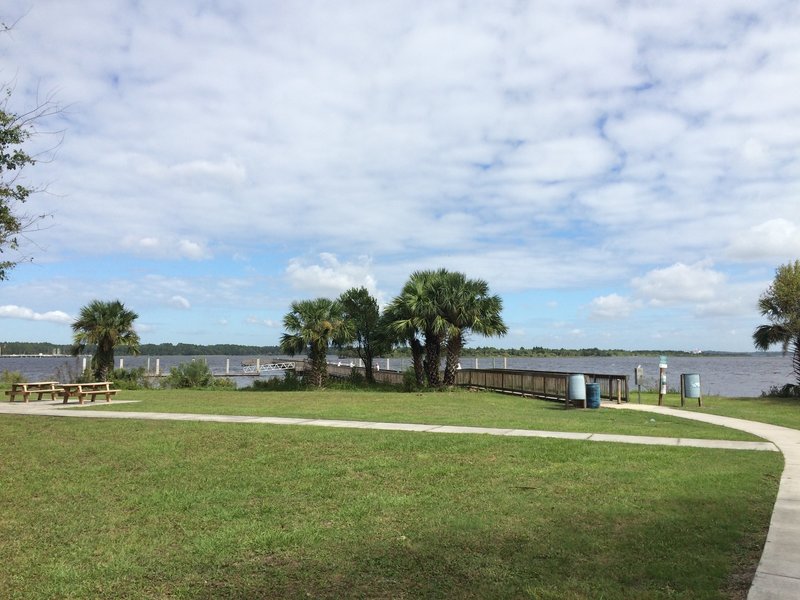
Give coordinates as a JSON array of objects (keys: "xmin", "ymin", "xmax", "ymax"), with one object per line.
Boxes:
[{"xmin": 0, "ymin": 342, "xmax": 782, "ymax": 358}]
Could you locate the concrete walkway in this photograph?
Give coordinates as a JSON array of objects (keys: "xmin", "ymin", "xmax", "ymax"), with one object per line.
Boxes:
[
  {"xmin": 0, "ymin": 399, "xmax": 778, "ymax": 451},
  {"xmin": 2, "ymin": 399, "xmax": 798, "ymax": 598},
  {"xmin": 604, "ymin": 402, "xmax": 800, "ymax": 600}
]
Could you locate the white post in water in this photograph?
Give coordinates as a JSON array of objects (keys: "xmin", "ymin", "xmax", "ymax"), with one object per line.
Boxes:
[
  {"xmin": 147, "ymin": 357, "xmax": 151, "ymax": 374},
  {"xmin": 504, "ymin": 357, "xmax": 507, "ymax": 369},
  {"xmin": 475, "ymin": 357, "xmax": 478, "ymax": 369},
  {"xmin": 82, "ymin": 357, "xmax": 87, "ymax": 372},
  {"xmin": 256, "ymin": 358, "xmax": 261, "ymax": 371},
  {"xmin": 386, "ymin": 358, "xmax": 390, "ymax": 371},
  {"xmin": 119, "ymin": 358, "xmax": 124, "ymax": 369},
  {"xmin": 156, "ymin": 358, "xmax": 160, "ymax": 376},
  {"xmin": 226, "ymin": 358, "xmax": 230, "ymax": 375}
]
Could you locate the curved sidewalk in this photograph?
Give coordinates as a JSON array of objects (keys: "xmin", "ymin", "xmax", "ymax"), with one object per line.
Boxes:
[
  {"xmin": 0, "ymin": 399, "xmax": 777, "ymax": 451},
  {"xmin": 604, "ymin": 402, "xmax": 800, "ymax": 600}
]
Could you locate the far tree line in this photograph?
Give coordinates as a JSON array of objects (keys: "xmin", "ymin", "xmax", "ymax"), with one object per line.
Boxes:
[{"xmin": 0, "ymin": 341, "xmax": 763, "ymax": 360}]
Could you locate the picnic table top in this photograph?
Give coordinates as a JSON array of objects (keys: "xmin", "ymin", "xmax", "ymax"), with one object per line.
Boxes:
[{"xmin": 10, "ymin": 381, "xmax": 59, "ymax": 388}]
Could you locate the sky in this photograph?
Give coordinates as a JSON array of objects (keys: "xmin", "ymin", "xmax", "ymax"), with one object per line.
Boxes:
[{"xmin": 1, "ymin": 0, "xmax": 799, "ymax": 351}]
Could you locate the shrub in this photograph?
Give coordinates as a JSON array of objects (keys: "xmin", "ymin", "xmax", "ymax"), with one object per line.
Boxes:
[
  {"xmin": 243, "ymin": 370, "xmax": 305, "ymax": 392},
  {"xmin": 1, "ymin": 370, "xmax": 26, "ymax": 386},
  {"xmin": 111, "ymin": 367, "xmax": 152, "ymax": 390},
  {"xmin": 212, "ymin": 377, "xmax": 236, "ymax": 390},
  {"xmin": 402, "ymin": 367, "xmax": 422, "ymax": 392},
  {"xmin": 53, "ymin": 360, "xmax": 86, "ymax": 384},
  {"xmin": 761, "ymin": 383, "xmax": 800, "ymax": 398},
  {"xmin": 347, "ymin": 367, "xmax": 365, "ymax": 386},
  {"xmin": 166, "ymin": 360, "xmax": 215, "ymax": 388}
]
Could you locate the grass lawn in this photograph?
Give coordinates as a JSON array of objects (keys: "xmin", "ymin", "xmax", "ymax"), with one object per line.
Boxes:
[
  {"xmin": 635, "ymin": 391, "xmax": 800, "ymax": 430},
  {"xmin": 76, "ymin": 388, "xmax": 764, "ymax": 441},
  {"xmin": 0, "ymin": 413, "xmax": 782, "ymax": 599}
]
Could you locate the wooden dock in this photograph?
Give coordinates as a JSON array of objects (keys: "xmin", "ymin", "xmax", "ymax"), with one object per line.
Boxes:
[{"xmin": 322, "ymin": 361, "xmax": 628, "ymax": 407}]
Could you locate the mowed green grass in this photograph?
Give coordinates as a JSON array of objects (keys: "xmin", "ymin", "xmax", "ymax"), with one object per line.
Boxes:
[
  {"xmin": 636, "ymin": 391, "xmax": 800, "ymax": 430},
  {"xmin": 78, "ymin": 388, "xmax": 763, "ymax": 441},
  {"xmin": 0, "ymin": 414, "xmax": 782, "ymax": 599}
]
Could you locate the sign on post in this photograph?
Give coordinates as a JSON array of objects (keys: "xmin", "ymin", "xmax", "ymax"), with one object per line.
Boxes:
[
  {"xmin": 658, "ymin": 355, "xmax": 668, "ymax": 405},
  {"xmin": 634, "ymin": 365, "xmax": 643, "ymax": 403}
]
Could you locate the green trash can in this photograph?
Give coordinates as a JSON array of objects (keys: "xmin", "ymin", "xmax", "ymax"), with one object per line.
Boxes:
[{"xmin": 586, "ymin": 383, "xmax": 601, "ymax": 409}]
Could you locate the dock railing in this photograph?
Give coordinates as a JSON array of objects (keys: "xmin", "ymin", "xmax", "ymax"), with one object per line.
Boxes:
[{"xmin": 318, "ymin": 361, "xmax": 628, "ymax": 407}]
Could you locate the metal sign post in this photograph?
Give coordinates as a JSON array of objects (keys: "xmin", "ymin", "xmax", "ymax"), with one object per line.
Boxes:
[
  {"xmin": 634, "ymin": 365, "xmax": 643, "ymax": 403},
  {"xmin": 658, "ymin": 355, "xmax": 668, "ymax": 406}
]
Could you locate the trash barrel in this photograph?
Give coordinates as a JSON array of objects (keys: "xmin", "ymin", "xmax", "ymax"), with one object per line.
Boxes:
[
  {"xmin": 682, "ymin": 374, "xmax": 701, "ymax": 398},
  {"xmin": 586, "ymin": 383, "xmax": 601, "ymax": 409},
  {"xmin": 568, "ymin": 374, "xmax": 586, "ymax": 404}
]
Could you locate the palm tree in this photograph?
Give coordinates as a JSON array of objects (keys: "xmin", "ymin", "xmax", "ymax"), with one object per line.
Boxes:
[
  {"xmin": 384, "ymin": 269, "xmax": 506, "ymax": 388},
  {"xmin": 439, "ymin": 272, "xmax": 507, "ymax": 386},
  {"xmin": 71, "ymin": 299, "xmax": 141, "ymax": 380},
  {"xmin": 381, "ymin": 297, "xmax": 425, "ymax": 387},
  {"xmin": 388, "ymin": 269, "xmax": 450, "ymax": 387},
  {"xmin": 280, "ymin": 297, "xmax": 352, "ymax": 387},
  {"xmin": 753, "ymin": 260, "xmax": 800, "ymax": 389}
]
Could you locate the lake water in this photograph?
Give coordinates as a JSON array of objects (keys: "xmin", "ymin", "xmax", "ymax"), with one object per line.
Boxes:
[{"xmin": 0, "ymin": 353, "xmax": 794, "ymax": 398}]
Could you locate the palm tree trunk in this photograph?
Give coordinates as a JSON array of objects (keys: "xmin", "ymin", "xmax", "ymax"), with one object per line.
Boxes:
[
  {"xmin": 793, "ymin": 335, "xmax": 800, "ymax": 388},
  {"xmin": 96, "ymin": 341, "xmax": 114, "ymax": 381},
  {"xmin": 362, "ymin": 349, "xmax": 374, "ymax": 383},
  {"xmin": 424, "ymin": 331, "xmax": 442, "ymax": 387},
  {"xmin": 411, "ymin": 338, "xmax": 425, "ymax": 386},
  {"xmin": 309, "ymin": 344, "xmax": 327, "ymax": 387},
  {"xmin": 443, "ymin": 333, "xmax": 463, "ymax": 386}
]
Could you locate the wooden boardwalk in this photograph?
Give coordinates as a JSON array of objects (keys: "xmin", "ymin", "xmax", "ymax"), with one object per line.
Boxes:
[{"xmin": 319, "ymin": 361, "xmax": 629, "ymax": 406}]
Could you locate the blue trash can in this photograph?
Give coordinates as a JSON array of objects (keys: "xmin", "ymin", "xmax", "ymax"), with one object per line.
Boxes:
[{"xmin": 586, "ymin": 383, "xmax": 601, "ymax": 409}]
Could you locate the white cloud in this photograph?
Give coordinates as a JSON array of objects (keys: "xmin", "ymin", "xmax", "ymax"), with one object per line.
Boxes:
[
  {"xmin": 177, "ymin": 240, "xmax": 212, "ymax": 260},
  {"xmin": 632, "ymin": 262, "xmax": 727, "ymax": 306},
  {"xmin": 170, "ymin": 158, "xmax": 246, "ymax": 185},
  {"xmin": 286, "ymin": 253, "xmax": 378, "ymax": 298},
  {"xmin": 589, "ymin": 294, "xmax": 639, "ymax": 320},
  {"xmin": 120, "ymin": 237, "xmax": 212, "ymax": 261},
  {"xmin": 728, "ymin": 218, "xmax": 800, "ymax": 260},
  {"xmin": 245, "ymin": 317, "xmax": 280, "ymax": 328},
  {"xmin": 139, "ymin": 237, "xmax": 160, "ymax": 249},
  {"xmin": 169, "ymin": 296, "xmax": 191, "ymax": 310},
  {"xmin": 0, "ymin": 305, "xmax": 72, "ymax": 324},
  {"xmin": 508, "ymin": 136, "xmax": 619, "ymax": 182},
  {"xmin": 604, "ymin": 110, "xmax": 688, "ymax": 155}
]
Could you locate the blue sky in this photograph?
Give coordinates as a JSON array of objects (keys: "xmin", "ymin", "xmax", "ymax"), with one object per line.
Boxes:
[{"xmin": 1, "ymin": 0, "xmax": 799, "ymax": 351}]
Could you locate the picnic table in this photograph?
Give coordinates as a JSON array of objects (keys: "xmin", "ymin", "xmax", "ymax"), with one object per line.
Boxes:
[
  {"xmin": 4, "ymin": 381, "xmax": 64, "ymax": 403},
  {"xmin": 60, "ymin": 382, "xmax": 120, "ymax": 404}
]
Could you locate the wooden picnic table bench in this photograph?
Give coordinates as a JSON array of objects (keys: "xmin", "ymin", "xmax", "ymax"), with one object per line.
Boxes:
[
  {"xmin": 60, "ymin": 382, "xmax": 120, "ymax": 405},
  {"xmin": 4, "ymin": 381, "xmax": 64, "ymax": 403}
]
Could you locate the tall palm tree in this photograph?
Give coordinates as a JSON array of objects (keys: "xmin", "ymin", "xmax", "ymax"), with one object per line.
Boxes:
[
  {"xmin": 753, "ymin": 260, "xmax": 800, "ymax": 388},
  {"xmin": 440, "ymin": 272, "xmax": 507, "ymax": 386},
  {"xmin": 71, "ymin": 299, "xmax": 141, "ymax": 380},
  {"xmin": 381, "ymin": 297, "xmax": 425, "ymax": 387},
  {"xmin": 389, "ymin": 269, "xmax": 450, "ymax": 387},
  {"xmin": 280, "ymin": 297, "xmax": 352, "ymax": 387}
]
